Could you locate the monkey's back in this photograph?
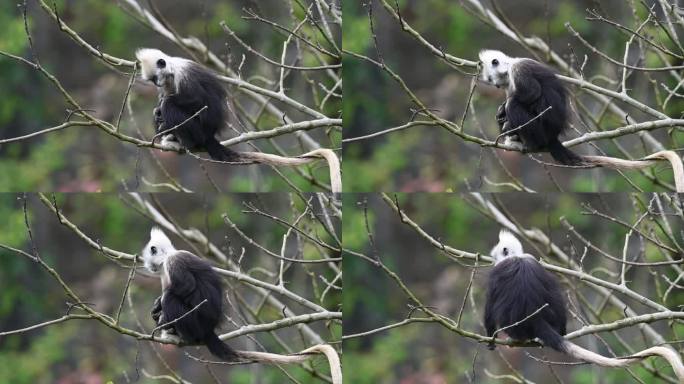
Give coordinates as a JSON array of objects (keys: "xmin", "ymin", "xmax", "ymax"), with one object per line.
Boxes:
[
  {"xmin": 161, "ymin": 62, "xmax": 229, "ymax": 151},
  {"xmin": 163, "ymin": 251, "xmax": 224, "ymax": 343},
  {"xmin": 508, "ymin": 59, "xmax": 569, "ymax": 150},
  {"xmin": 485, "ymin": 256, "xmax": 567, "ymax": 350}
]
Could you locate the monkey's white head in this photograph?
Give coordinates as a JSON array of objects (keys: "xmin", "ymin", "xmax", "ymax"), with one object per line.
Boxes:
[
  {"xmin": 136, "ymin": 48, "xmax": 189, "ymax": 93},
  {"xmin": 479, "ymin": 50, "xmax": 515, "ymax": 89},
  {"xmin": 490, "ymin": 229, "xmax": 524, "ymax": 264},
  {"xmin": 141, "ymin": 227, "xmax": 177, "ymax": 274}
]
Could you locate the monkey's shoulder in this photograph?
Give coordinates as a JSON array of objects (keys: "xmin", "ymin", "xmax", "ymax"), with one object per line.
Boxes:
[
  {"xmin": 168, "ymin": 251, "xmax": 214, "ymax": 272},
  {"xmin": 512, "ymin": 59, "xmax": 557, "ymax": 79},
  {"xmin": 178, "ymin": 62, "xmax": 227, "ymax": 98}
]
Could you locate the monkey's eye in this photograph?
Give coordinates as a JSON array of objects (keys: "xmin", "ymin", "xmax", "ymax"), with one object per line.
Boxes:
[
  {"xmin": 502, "ymin": 247, "xmax": 508, "ymax": 256},
  {"xmin": 492, "ymin": 59, "xmax": 499, "ymax": 66},
  {"xmin": 150, "ymin": 246, "xmax": 157, "ymax": 255},
  {"xmin": 156, "ymin": 59, "xmax": 166, "ymax": 68}
]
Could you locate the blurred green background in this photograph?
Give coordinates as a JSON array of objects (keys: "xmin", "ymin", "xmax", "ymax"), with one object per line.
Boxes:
[
  {"xmin": 343, "ymin": 193, "xmax": 684, "ymax": 383},
  {"xmin": 0, "ymin": 0, "xmax": 340, "ymax": 192},
  {"xmin": 0, "ymin": 193, "xmax": 340, "ymax": 383},
  {"xmin": 343, "ymin": 0, "xmax": 684, "ymax": 192}
]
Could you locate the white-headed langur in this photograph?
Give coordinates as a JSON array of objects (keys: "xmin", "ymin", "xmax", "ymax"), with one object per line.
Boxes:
[
  {"xmin": 142, "ymin": 226, "xmax": 237, "ymax": 360},
  {"xmin": 485, "ymin": 230, "xmax": 684, "ymax": 380},
  {"xmin": 141, "ymin": 227, "xmax": 343, "ymax": 383},
  {"xmin": 136, "ymin": 48, "xmax": 240, "ymax": 162},
  {"xmin": 135, "ymin": 48, "xmax": 343, "ymax": 193},
  {"xmin": 479, "ymin": 50, "xmax": 583, "ymax": 166}
]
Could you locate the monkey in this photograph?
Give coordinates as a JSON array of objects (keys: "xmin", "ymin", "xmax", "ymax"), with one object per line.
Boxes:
[
  {"xmin": 484, "ymin": 229, "xmax": 684, "ymax": 380},
  {"xmin": 478, "ymin": 50, "xmax": 684, "ymax": 187},
  {"xmin": 479, "ymin": 50, "xmax": 583, "ymax": 165},
  {"xmin": 140, "ymin": 227, "xmax": 343, "ymax": 383},
  {"xmin": 142, "ymin": 226, "xmax": 238, "ymax": 360},
  {"xmin": 135, "ymin": 48, "xmax": 342, "ymax": 193},
  {"xmin": 136, "ymin": 48, "xmax": 239, "ymax": 162}
]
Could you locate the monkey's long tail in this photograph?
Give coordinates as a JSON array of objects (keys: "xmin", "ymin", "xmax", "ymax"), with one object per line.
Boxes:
[
  {"xmin": 236, "ymin": 149, "xmax": 342, "ymax": 193},
  {"xmin": 236, "ymin": 344, "xmax": 342, "ymax": 384},
  {"xmin": 205, "ymin": 332, "xmax": 240, "ymax": 361},
  {"xmin": 205, "ymin": 138, "xmax": 242, "ymax": 162},
  {"xmin": 564, "ymin": 341, "xmax": 684, "ymax": 381},
  {"xmin": 581, "ymin": 150, "xmax": 684, "ymax": 192},
  {"xmin": 544, "ymin": 141, "xmax": 684, "ymax": 192},
  {"xmin": 201, "ymin": 138, "xmax": 341, "ymax": 193},
  {"xmin": 547, "ymin": 138, "xmax": 585, "ymax": 166}
]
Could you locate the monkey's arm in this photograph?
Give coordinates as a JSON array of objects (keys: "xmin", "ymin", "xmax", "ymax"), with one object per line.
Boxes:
[
  {"xmin": 151, "ymin": 295, "xmax": 163, "ymax": 324},
  {"xmin": 511, "ymin": 64, "xmax": 542, "ymax": 104},
  {"xmin": 484, "ymin": 291, "xmax": 497, "ymax": 350},
  {"xmin": 166, "ymin": 260, "xmax": 197, "ymax": 299},
  {"xmin": 160, "ymin": 97, "xmax": 213, "ymax": 152},
  {"xmin": 153, "ymin": 98, "xmax": 165, "ymax": 134},
  {"xmin": 496, "ymin": 101, "xmax": 507, "ymax": 131}
]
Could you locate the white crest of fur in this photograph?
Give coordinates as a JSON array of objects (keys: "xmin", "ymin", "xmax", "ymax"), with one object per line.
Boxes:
[
  {"xmin": 490, "ymin": 229, "xmax": 525, "ymax": 264},
  {"xmin": 135, "ymin": 48, "xmax": 190, "ymax": 92},
  {"xmin": 141, "ymin": 227, "xmax": 177, "ymax": 274},
  {"xmin": 479, "ymin": 49, "xmax": 519, "ymax": 89}
]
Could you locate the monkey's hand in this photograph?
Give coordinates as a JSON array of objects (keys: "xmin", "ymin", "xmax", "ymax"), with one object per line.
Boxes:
[
  {"xmin": 151, "ymin": 296, "xmax": 163, "ymax": 323},
  {"xmin": 153, "ymin": 107, "xmax": 164, "ymax": 134},
  {"xmin": 495, "ymin": 102, "xmax": 507, "ymax": 129}
]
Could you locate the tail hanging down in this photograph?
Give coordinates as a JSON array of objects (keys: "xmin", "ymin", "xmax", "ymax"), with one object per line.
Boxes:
[
  {"xmin": 205, "ymin": 341, "xmax": 342, "ymax": 384},
  {"xmin": 224, "ymin": 148, "xmax": 342, "ymax": 193},
  {"xmin": 547, "ymin": 139, "xmax": 584, "ymax": 166},
  {"xmin": 204, "ymin": 331, "xmax": 239, "ymax": 361},
  {"xmin": 532, "ymin": 142, "xmax": 684, "ymax": 193},
  {"xmin": 563, "ymin": 341, "xmax": 684, "ymax": 381},
  {"xmin": 204, "ymin": 138, "xmax": 241, "ymax": 162}
]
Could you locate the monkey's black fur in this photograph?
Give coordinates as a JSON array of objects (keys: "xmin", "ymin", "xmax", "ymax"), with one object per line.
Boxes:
[
  {"xmin": 152, "ymin": 251, "xmax": 238, "ymax": 360},
  {"xmin": 502, "ymin": 59, "xmax": 583, "ymax": 165},
  {"xmin": 484, "ymin": 256, "xmax": 568, "ymax": 351},
  {"xmin": 155, "ymin": 63, "xmax": 240, "ymax": 162}
]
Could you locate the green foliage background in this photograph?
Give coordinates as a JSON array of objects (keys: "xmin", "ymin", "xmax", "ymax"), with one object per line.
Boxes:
[
  {"xmin": 343, "ymin": 0, "xmax": 684, "ymax": 192},
  {"xmin": 0, "ymin": 193, "xmax": 340, "ymax": 383},
  {"xmin": 343, "ymin": 193, "xmax": 684, "ymax": 383},
  {"xmin": 0, "ymin": 0, "xmax": 340, "ymax": 192}
]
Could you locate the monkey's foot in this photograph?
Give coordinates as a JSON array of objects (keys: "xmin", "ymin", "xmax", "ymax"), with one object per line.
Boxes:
[
  {"xmin": 503, "ymin": 136, "xmax": 525, "ymax": 151},
  {"xmin": 160, "ymin": 329, "xmax": 181, "ymax": 343},
  {"xmin": 160, "ymin": 135, "xmax": 184, "ymax": 152}
]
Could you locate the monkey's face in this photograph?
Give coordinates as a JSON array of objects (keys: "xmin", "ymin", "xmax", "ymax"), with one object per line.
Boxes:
[
  {"xmin": 146, "ymin": 59, "xmax": 174, "ymax": 91},
  {"xmin": 136, "ymin": 48, "xmax": 179, "ymax": 94},
  {"xmin": 490, "ymin": 229, "xmax": 524, "ymax": 264},
  {"xmin": 478, "ymin": 50, "xmax": 512, "ymax": 88},
  {"xmin": 141, "ymin": 227, "xmax": 176, "ymax": 274}
]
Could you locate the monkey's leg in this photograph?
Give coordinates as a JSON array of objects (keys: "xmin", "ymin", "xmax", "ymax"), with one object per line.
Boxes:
[
  {"xmin": 499, "ymin": 121, "xmax": 525, "ymax": 151},
  {"xmin": 153, "ymin": 106, "xmax": 182, "ymax": 152},
  {"xmin": 154, "ymin": 310, "xmax": 180, "ymax": 343},
  {"xmin": 484, "ymin": 304, "xmax": 498, "ymax": 350},
  {"xmin": 499, "ymin": 100, "xmax": 527, "ymax": 151},
  {"xmin": 153, "ymin": 101, "xmax": 184, "ymax": 152}
]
